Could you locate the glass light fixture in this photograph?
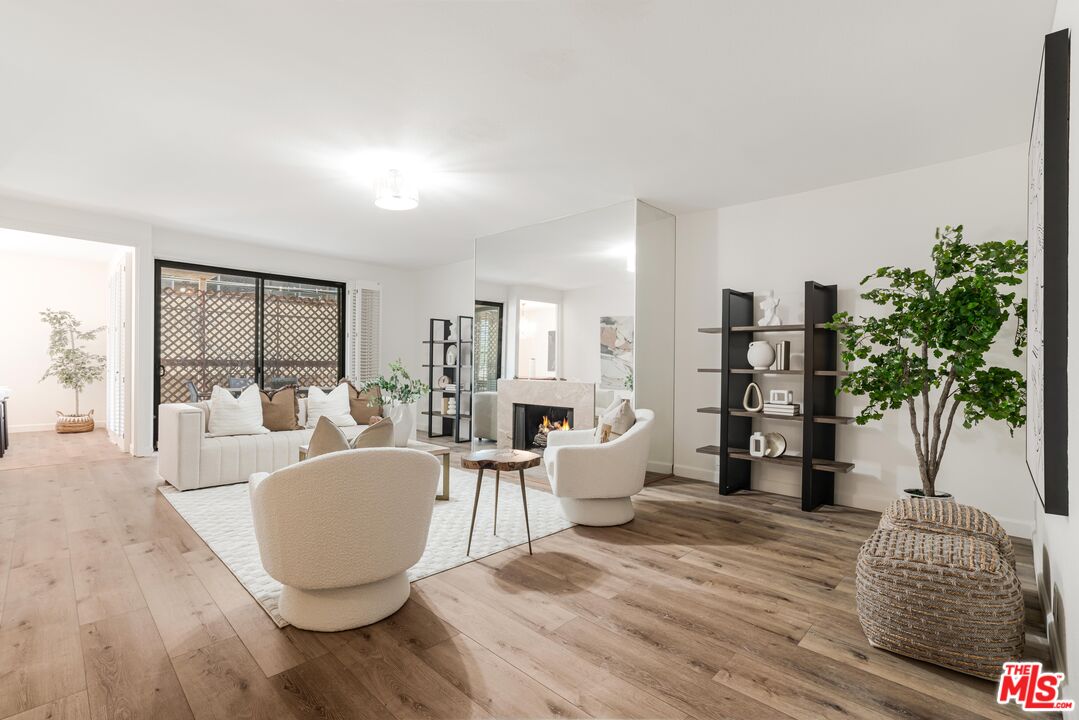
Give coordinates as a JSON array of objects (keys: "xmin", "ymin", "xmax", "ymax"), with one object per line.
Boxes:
[{"xmin": 374, "ymin": 169, "xmax": 419, "ymax": 210}]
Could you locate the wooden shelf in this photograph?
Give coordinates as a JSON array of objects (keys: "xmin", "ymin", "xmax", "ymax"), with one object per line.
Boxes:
[
  {"xmin": 814, "ymin": 370, "xmax": 849, "ymax": 377},
  {"xmin": 728, "ymin": 449, "xmax": 854, "ymax": 474},
  {"xmin": 697, "ymin": 327, "xmax": 724, "ymax": 334},
  {"xmin": 697, "ymin": 368, "xmax": 723, "ymax": 373},
  {"xmin": 696, "ymin": 445, "xmax": 723, "ymax": 456},
  {"xmin": 730, "ymin": 324, "xmax": 805, "ymax": 333},
  {"xmin": 814, "ymin": 415, "xmax": 855, "ymax": 425},
  {"xmin": 422, "ymin": 411, "xmax": 471, "ymax": 420},
  {"xmin": 729, "ymin": 368, "xmax": 802, "ymax": 375},
  {"xmin": 728, "ymin": 409, "xmax": 803, "ymax": 421},
  {"xmin": 697, "ymin": 407, "xmax": 722, "ymax": 415}
]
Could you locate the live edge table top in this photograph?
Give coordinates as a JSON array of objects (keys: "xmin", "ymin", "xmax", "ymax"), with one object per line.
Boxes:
[{"xmin": 461, "ymin": 449, "xmax": 541, "ymax": 472}]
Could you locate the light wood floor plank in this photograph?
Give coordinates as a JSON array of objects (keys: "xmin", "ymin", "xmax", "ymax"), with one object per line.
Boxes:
[{"xmin": 3, "ymin": 691, "xmax": 91, "ymax": 720}]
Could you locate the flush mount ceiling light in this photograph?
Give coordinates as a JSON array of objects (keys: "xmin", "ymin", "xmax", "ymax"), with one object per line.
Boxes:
[{"xmin": 374, "ymin": 169, "xmax": 419, "ymax": 210}]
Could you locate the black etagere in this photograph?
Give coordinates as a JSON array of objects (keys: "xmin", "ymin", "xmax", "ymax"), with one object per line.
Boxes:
[
  {"xmin": 423, "ymin": 315, "xmax": 472, "ymax": 442},
  {"xmin": 696, "ymin": 282, "xmax": 854, "ymax": 511}
]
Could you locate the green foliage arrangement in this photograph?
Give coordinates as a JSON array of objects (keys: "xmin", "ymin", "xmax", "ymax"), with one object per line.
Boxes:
[
  {"xmin": 361, "ymin": 359, "xmax": 430, "ymax": 406},
  {"xmin": 40, "ymin": 309, "xmax": 106, "ymax": 416},
  {"xmin": 826, "ymin": 225, "xmax": 1027, "ymax": 497}
]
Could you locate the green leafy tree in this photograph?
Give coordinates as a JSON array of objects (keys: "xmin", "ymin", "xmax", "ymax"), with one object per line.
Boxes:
[
  {"xmin": 826, "ymin": 225, "xmax": 1027, "ymax": 497},
  {"xmin": 360, "ymin": 359, "xmax": 430, "ymax": 406},
  {"xmin": 40, "ymin": 309, "xmax": 106, "ymax": 416}
]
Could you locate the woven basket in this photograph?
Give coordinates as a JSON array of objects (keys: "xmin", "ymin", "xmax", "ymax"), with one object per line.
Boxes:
[
  {"xmin": 856, "ymin": 528, "xmax": 1024, "ymax": 680},
  {"xmin": 880, "ymin": 497, "xmax": 1015, "ymax": 568},
  {"xmin": 56, "ymin": 410, "xmax": 95, "ymax": 434}
]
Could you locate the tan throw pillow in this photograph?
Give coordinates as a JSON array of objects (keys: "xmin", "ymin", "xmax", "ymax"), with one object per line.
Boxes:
[
  {"xmin": 340, "ymin": 378, "xmax": 383, "ymax": 425},
  {"xmin": 306, "ymin": 416, "xmax": 350, "ymax": 458},
  {"xmin": 598, "ymin": 399, "xmax": 635, "ymax": 439},
  {"xmin": 350, "ymin": 417, "xmax": 395, "ymax": 449},
  {"xmin": 259, "ymin": 385, "xmax": 301, "ymax": 431},
  {"xmin": 597, "ymin": 423, "xmax": 614, "ymax": 444}
]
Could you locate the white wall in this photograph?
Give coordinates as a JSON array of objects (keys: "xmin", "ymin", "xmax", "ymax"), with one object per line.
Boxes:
[
  {"xmin": 675, "ymin": 144, "xmax": 1033, "ymax": 535},
  {"xmin": 0, "ymin": 251, "xmax": 113, "ymax": 430},
  {"xmin": 562, "ymin": 277, "xmax": 634, "ymax": 383},
  {"xmin": 1033, "ymin": 0, "xmax": 1079, "ymax": 697}
]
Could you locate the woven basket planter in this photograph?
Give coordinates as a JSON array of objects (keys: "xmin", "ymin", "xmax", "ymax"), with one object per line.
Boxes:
[
  {"xmin": 55, "ymin": 410, "xmax": 95, "ymax": 434},
  {"xmin": 856, "ymin": 528, "xmax": 1024, "ymax": 680},
  {"xmin": 880, "ymin": 497, "xmax": 1015, "ymax": 568}
]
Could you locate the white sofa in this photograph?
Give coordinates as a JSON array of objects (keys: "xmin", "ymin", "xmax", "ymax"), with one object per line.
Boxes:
[
  {"xmin": 544, "ymin": 408, "xmax": 654, "ymax": 526},
  {"xmin": 249, "ymin": 448, "xmax": 439, "ymax": 631},
  {"xmin": 157, "ymin": 400, "xmax": 370, "ymax": 491}
]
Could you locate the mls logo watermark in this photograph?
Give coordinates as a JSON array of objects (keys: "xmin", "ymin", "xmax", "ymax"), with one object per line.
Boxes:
[{"xmin": 997, "ymin": 662, "xmax": 1075, "ymax": 712}]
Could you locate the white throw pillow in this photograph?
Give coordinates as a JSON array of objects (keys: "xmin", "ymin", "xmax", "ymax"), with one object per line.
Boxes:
[
  {"xmin": 305, "ymin": 384, "xmax": 358, "ymax": 428},
  {"xmin": 207, "ymin": 385, "xmax": 270, "ymax": 437},
  {"xmin": 594, "ymin": 399, "xmax": 635, "ymax": 443}
]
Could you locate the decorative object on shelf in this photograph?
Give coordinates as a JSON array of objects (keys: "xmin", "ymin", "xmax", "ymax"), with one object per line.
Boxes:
[
  {"xmin": 742, "ymin": 382, "xmax": 763, "ymax": 412},
  {"xmin": 749, "ymin": 431, "xmax": 767, "ymax": 457},
  {"xmin": 775, "ymin": 340, "xmax": 791, "ymax": 370},
  {"xmin": 600, "ymin": 315, "xmax": 634, "ymax": 389},
  {"xmin": 747, "ymin": 341, "xmax": 776, "ymax": 369},
  {"xmin": 763, "ymin": 402, "xmax": 800, "ymax": 416},
  {"xmin": 763, "ymin": 432, "xmax": 786, "ymax": 457},
  {"xmin": 360, "ymin": 359, "xmax": 429, "ymax": 447},
  {"xmin": 758, "ymin": 291, "xmax": 781, "ymax": 326},
  {"xmin": 1027, "ymin": 29, "xmax": 1070, "ymax": 517},
  {"xmin": 40, "ymin": 309, "xmax": 105, "ymax": 434},
  {"xmin": 769, "ymin": 389, "xmax": 793, "ymax": 404},
  {"xmin": 436, "ymin": 375, "xmax": 450, "ymax": 389},
  {"xmin": 828, "ymin": 225, "xmax": 1027, "ymax": 500},
  {"xmin": 446, "ymin": 344, "xmax": 459, "ymax": 365}
]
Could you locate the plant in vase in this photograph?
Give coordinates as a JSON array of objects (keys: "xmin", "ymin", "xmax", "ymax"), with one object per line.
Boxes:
[
  {"xmin": 360, "ymin": 359, "xmax": 430, "ymax": 446},
  {"xmin": 826, "ymin": 225, "xmax": 1027, "ymax": 499},
  {"xmin": 40, "ymin": 309, "xmax": 106, "ymax": 433}
]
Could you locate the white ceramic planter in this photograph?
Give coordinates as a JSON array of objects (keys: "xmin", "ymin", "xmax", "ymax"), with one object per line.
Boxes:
[{"xmin": 388, "ymin": 402, "xmax": 416, "ymax": 447}]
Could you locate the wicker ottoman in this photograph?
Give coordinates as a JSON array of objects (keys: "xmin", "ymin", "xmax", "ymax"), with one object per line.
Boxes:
[
  {"xmin": 856, "ymin": 528, "xmax": 1024, "ymax": 680},
  {"xmin": 880, "ymin": 497, "xmax": 1015, "ymax": 568}
]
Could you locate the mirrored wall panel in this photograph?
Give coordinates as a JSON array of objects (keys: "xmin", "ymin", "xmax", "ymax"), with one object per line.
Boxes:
[{"xmin": 473, "ymin": 200, "xmax": 675, "ymax": 473}]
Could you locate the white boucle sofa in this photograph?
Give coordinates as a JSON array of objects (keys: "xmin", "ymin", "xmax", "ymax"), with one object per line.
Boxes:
[
  {"xmin": 157, "ymin": 400, "xmax": 370, "ymax": 491},
  {"xmin": 544, "ymin": 408, "xmax": 654, "ymax": 526}
]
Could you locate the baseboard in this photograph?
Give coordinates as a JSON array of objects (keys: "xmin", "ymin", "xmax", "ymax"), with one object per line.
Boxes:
[
  {"xmin": 11, "ymin": 423, "xmax": 56, "ymax": 433},
  {"xmin": 673, "ymin": 463, "xmax": 716, "ymax": 482},
  {"xmin": 647, "ymin": 460, "xmax": 675, "ymax": 475}
]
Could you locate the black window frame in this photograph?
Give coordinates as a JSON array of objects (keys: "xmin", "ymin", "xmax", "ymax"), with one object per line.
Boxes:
[{"xmin": 154, "ymin": 259, "xmax": 346, "ymax": 445}]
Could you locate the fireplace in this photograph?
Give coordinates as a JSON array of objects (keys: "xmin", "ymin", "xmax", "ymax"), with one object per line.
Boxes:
[{"xmin": 512, "ymin": 403, "xmax": 574, "ymax": 451}]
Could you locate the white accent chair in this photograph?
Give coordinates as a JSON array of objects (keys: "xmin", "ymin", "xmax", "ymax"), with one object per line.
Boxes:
[
  {"xmin": 249, "ymin": 448, "xmax": 439, "ymax": 631},
  {"xmin": 544, "ymin": 408, "xmax": 654, "ymax": 526},
  {"xmin": 473, "ymin": 391, "xmax": 498, "ymax": 441}
]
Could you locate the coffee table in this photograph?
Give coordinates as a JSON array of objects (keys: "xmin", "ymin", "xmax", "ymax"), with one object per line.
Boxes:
[
  {"xmin": 461, "ymin": 449, "xmax": 541, "ymax": 555},
  {"xmin": 298, "ymin": 440, "xmax": 451, "ymax": 501}
]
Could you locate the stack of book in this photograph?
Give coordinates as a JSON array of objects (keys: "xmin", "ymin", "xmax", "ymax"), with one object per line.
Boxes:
[
  {"xmin": 444, "ymin": 383, "xmax": 457, "ymax": 392},
  {"xmin": 763, "ymin": 402, "xmax": 800, "ymax": 416}
]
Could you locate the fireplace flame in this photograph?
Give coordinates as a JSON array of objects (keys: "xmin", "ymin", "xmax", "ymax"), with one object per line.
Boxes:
[{"xmin": 539, "ymin": 416, "xmax": 571, "ymax": 433}]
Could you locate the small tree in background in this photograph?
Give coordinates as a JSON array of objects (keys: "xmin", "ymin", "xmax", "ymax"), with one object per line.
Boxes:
[
  {"xmin": 40, "ymin": 309, "xmax": 105, "ymax": 416},
  {"xmin": 827, "ymin": 225, "xmax": 1027, "ymax": 498}
]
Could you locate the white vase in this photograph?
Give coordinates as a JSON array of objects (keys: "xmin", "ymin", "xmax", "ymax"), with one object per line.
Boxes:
[
  {"xmin": 388, "ymin": 402, "xmax": 416, "ymax": 447},
  {"xmin": 747, "ymin": 341, "xmax": 776, "ymax": 369}
]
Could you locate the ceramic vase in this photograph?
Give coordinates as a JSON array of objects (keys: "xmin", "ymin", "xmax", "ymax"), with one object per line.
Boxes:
[
  {"xmin": 747, "ymin": 341, "xmax": 776, "ymax": 369},
  {"xmin": 388, "ymin": 402, "xmax": 416, "ymax": 447},
  {"xmin": 749, "ymin": 432, "xmax": 766, "ymax": 457},
  {"xmin": 742, "ymin": 382, "xmax": 764, "ymax": 412}
]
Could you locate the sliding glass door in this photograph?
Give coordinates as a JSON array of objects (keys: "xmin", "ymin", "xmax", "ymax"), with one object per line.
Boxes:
[{"xmin": 155, "ymin": 261, "xmax": 345, "ymax": 442}]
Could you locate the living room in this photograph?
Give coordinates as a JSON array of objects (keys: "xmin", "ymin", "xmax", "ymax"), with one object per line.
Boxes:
[{"xmin": 0, "ymin": 1, "xmax": 1076, "ymax": 718}]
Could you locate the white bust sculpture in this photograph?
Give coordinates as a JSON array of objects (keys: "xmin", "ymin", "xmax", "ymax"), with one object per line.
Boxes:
[{"xmin": 758, "ymin": 291, "xmax": 781, "ymax": 326}]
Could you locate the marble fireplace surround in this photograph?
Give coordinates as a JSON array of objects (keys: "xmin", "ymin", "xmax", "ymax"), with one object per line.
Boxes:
[{"xmin": 496, "ymin": 379, "xmax": 595, "ymax": 449}]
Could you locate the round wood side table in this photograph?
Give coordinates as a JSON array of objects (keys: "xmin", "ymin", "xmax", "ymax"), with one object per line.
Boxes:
[{"xmin": 461, "ymin": 449, "xmax": 541, "ymax": 555}]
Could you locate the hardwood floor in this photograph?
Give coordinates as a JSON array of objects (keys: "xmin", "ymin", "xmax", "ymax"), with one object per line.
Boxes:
[{"xmin": 0, "ymin": 429, "xmax": 1045, "ymax": 719}]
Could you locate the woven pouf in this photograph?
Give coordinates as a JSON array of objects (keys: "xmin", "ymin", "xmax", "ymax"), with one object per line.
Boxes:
[
  {"xmin": 856, "ymin": 528, "xmax": 1024, "ymax": 680},
  {"xmin": 880, "ymin": 497, "xmax": 1015, "ymax": 568}
]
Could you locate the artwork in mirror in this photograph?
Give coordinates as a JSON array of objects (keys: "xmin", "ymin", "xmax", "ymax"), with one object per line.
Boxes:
[{"xmin": 474, "ymin": 200, "xmax": 675, "ymax": 472}]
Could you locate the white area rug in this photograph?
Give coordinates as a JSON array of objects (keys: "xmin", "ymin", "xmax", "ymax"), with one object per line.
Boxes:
[{"xmin": 160, "ymin": 467, "xmax": 573, "ymax": 627}]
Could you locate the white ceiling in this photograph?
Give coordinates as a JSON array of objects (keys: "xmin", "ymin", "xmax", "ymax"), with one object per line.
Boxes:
[{"xmin": 0, "ymin": 1, "xmax": 1055, "ymax": 268}]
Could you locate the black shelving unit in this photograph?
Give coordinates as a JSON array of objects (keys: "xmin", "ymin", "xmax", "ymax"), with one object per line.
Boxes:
[
  {"xmin": 696, "ymin": 282, "xmax": 854, "ymax": 511},
  {"xmin": 423, "ymin": 315, "xmax": 473, "ymax": 442}
]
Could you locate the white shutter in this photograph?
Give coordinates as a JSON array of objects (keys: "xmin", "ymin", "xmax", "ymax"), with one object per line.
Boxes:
[
  {"xmin": 106, "ymin": 259, "xmax": 126, "ymax": 445},
  {"xmin": 345, "ymin": 281, "xmax": 381, "ymax": 381}
]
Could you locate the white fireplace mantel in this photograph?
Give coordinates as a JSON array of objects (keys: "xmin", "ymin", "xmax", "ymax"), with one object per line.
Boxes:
[{"xmin": 496, "ymin": 379, "xmax": 596, "ymax": 449}]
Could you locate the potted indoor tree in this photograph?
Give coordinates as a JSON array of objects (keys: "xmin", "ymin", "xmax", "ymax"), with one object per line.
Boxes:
[
  {"xmin": 361, "ymin": 359, "xmax": 430, "ymax": 447},
  {"xmin": 40, "ymin": 309, "xmax": 106, "ymax": 434},
  {"xmin": 827, "ymin": 225, "xmax": 1026, "ymax": 499}
]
